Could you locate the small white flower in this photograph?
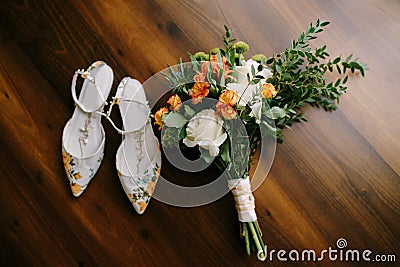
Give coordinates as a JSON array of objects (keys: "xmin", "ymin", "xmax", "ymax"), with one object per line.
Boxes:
[{"xmin": 183, "ymin": 109, "xmax": 227, "ymax": 157}]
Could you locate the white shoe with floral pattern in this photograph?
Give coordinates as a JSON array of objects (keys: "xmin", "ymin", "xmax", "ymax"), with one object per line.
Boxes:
[
  {"xmin": 106, "ymin": 77, "xmax": 161, "ymax": 214},
  {"xmin": 62, "ymin": 61, "xmax": 113, "ymax": 197}
]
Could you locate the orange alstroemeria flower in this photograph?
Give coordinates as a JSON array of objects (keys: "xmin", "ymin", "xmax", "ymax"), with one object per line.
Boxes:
[
  {"xmin": 190, "ymin": 82, "xmax": 210, "ymax": 104},
  {"xmin": 154, "ymin": 107, "xmax": 169, "ymax": 131},
  {"xmin": 194, "ymin": 55, "xmax": 235, "ymax": 83},
  {"xmin": 209, "ymin": 54, "xmax": 235, "ymax": 80},
  {"xmin": 167, "ymin": 94, "xmax": 182, "ymax": 111}
]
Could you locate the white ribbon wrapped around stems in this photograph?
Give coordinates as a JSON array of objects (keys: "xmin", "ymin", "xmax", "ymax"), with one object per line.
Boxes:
[{"xmin": 227, "ymin": 177, "xmax": 257, "ymax": 222}]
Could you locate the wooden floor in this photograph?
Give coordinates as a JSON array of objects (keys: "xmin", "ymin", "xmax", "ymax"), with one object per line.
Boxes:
[{"xmin": 1, "ymin": 0, "xmax": 399, "ymax": 266}]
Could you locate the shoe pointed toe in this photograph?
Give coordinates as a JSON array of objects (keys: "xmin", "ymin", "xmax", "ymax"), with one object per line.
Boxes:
[
  {"xmin": 132, "ymin": 201, "xmax": 148, "ymax": 215},
  {"xmin": 70, "ymin": 183, "xmax": 85, "ymax": 197}
]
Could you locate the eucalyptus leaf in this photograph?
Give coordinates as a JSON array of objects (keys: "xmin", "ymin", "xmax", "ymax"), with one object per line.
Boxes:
[
  {"xmin": 264, "ymin": 106, "xmax": 287, "ymax": 119},
  {"xmin": 184, "ymin": 105, "xmax": 195, "ymax": 118},
  {"xmin": 162, "ymin": 112, "xmax": 188, "ymax": 128}
]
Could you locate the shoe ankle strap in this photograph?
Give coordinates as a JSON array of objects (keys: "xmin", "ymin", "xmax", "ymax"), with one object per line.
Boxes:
[
  {"xmin": 104, "ymin": 96, "xmax": 151, "ymax": 135},
  {"xmin": 71, "ymin": 62, "xmax": 107, "ymax": 114}
]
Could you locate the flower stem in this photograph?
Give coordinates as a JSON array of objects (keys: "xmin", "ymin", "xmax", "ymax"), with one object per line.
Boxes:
[
  {"xmin": 242, "ymin": 223, "xmax": 251, "ymax": 256},
  {"xmin": 248, "ymin": 221, "xmax": 266, "ymax": 261}
]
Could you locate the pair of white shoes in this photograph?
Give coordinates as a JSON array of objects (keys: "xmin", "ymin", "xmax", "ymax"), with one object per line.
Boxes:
[{"xmin": 61, "ymin": 61, "xmax": 161, "ymax": 214}]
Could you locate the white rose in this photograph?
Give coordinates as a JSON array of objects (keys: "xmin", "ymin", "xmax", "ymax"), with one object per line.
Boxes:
[
  {"xmin": 227, "ymin": 59, "xmax": 273, "ymax": 107},
  {"xmin": 183, "ymin": 109, "xmax": 227, "ymax": 157}
]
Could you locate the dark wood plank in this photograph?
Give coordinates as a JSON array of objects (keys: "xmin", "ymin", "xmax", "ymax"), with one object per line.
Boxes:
[{"xmin": 0, "ymin": 0, "xmax": 399, "ymax": 266}]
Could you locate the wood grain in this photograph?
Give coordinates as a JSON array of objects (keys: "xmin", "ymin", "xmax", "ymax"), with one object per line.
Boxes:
[{"xmin": 0, "ymin": 0, "xmax": 399, "ymax": 266}]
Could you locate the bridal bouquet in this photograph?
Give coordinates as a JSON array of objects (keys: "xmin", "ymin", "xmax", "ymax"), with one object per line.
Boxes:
[{"xmin": 153, "ymin": 20, "xmax": 366, "ymax": 260}]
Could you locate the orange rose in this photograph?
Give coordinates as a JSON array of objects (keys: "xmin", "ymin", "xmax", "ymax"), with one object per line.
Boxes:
[
  {"xmin": 219, "ymin": 90, "xmax": 238, "ymax": 106},
  {"xmin": 190, "ymin": 82, "xmax": 210, "ymax": 104},
  {"xmin": 215, "ymin": 101, "xmax": 237, "ymax": 120},
  {"xmin": 154, "ymin": 107, "xmax": 169, "ymax": 131},
  {"xmin": 261, "ymin": 83, "xmax": 277, "ymax": 99},
  {"xmin": 167, "ymin": 94, "xmax": 182, "ymax": 111}
]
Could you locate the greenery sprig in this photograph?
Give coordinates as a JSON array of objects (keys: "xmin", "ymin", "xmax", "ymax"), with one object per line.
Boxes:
[{"xmin": 262, "ymin": 19, "xmax": 367, "ymax": 140}]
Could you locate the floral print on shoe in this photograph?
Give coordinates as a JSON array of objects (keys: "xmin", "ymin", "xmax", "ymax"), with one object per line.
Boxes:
[
  {"xmin": 118, "ymin": 159, "xmax": 161, "ymax": 214},
  {"xmin": 61, "ymin": 136, "xmax": 104, "ymax": 197}
]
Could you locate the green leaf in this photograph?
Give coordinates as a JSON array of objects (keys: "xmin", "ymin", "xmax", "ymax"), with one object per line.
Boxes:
[
  {"xmin": 333, "ymin": 57, "xmax": 341, "ymax": 64},
  {"xmin": 178, "ymin": 127, "xmax": 186, "ymax": 140},
  {"xmin": 342, "ymin": 62, "xmax": 351, "ymax": 68},
  {"xmin": 320, "ymin": 20, "xmax": 330, "ymax": 27},
  {"xmin": 344, "ymin": 54, "xmax": 353, "ymax": 62},
  {"xmin": 360, "ymin": 67, "xmax": 365, "ymax": 77},
  {"xmin": 282, "ymin": 73, "xmax": 291, "ymax": 80},
  {"xmin": 220, "ymin": 141, "xmax": 230, "ymax": 163},
  {"xmin": 224, "ymin": 25, "xmax": 230, "ymax": 38},
  {"xmin": 336, "ymin": 64, "xmax": 342, "ymax": 74},
  {"xmin": 275, "ymin": 64, "xmax": 281, "ymax": 73},
  {"xmin": 184, "ymin": 105, "xmax": 195, "ymax": 118},
  {"xmin": 264, "ymin": 106, "xmax": 286, "ymax": 119},
  {"xmin": 251, "ymin": 64, "xmax": 256, "ymax": 77},
  {"xmin": 162, "ymin": 112, "xmax": 188, "ymax": 128},
  {"xmin": 200, "ymin": 148, "xmax": 214, "ymax": 163}
]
